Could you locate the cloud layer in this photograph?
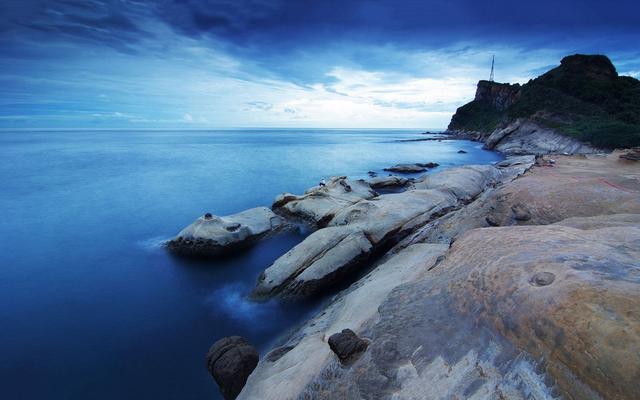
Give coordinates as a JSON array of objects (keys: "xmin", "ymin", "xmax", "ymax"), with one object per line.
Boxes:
[{"xmin": 1, "ymin": 0, "xmax": 639, "ymax": 128}]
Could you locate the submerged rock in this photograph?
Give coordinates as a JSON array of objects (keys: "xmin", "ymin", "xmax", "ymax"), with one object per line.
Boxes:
[
  {"xmin": 328, "ymin": 329, "xmax": 369, "ymax": 363},
  {"xmin": 167, "ymin": 207, "xmax": 283, "ymax": 257},
  {"xmin": 272, "ymin": 176, "xmax": 377, "ymax": 226},
  {"xmin": 206, "ymin": 336, "xmax": 259, "ymax": 400}
]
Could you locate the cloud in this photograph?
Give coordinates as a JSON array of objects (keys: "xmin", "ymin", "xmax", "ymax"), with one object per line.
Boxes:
[{"xmin": 1, "ymin": 1, "xmax": 639, "ymax": 129}]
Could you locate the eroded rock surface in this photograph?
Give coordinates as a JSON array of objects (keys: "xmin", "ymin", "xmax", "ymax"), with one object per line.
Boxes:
[
  {"xmin": 292, "ymin": 219, "xmax": 640, "ymax": 400},
  {"xmin": 253, "ymin": 164, "xmax": 521, "ymax": 298},
  {"xmin": 484, "ymin": 118, "xmax": 599, "ymax": 155},
  {"xmin": 367, "ymin": 175, "xmax": 409, "ymax": 189},
  {"xmin": 239, "ymin": 244, "xmax": 448, "ymax": 400},
  {"xmin": 167, "ymin": 207, "xmax": 284, "ymax": 257},
  {"xmin": 384, "ymin": 162, "xmax": 439, "ymax": 173},
  {"xmin": 404, "ymin": 152, "xmax": 640, "ymax": 245},
  {"xmin": 272, "ymin": 176, "xmax": 377, "ymax": 226}
]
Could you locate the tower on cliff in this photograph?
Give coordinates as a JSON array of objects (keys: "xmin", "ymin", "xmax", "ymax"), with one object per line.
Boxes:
[{"xmin": 489, "ymin": 55, "xmax": 495, "ymax": 82}]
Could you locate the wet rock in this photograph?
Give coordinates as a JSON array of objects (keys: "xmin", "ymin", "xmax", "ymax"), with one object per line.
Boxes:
[
  {"xmin": 167, "ymin": 207, "xmax": 284, "ymax": 257},
  {"xmin": 206, "ymin": 336, "xmax": 259, "ymax": 400},
  {"xmin": 458, "ymin": 149, "xmax": 468, "ymax": 153},
  {"xmin": 328, "ymin": 329, "xmax": 369, "ymax": 362},
  {"xmin": 272, "ymin": 177, "xmax": 377, "ymax": 226},
  {"xmin": 367, "ymin": 171, "xmax": 378, "ymax": 177}
]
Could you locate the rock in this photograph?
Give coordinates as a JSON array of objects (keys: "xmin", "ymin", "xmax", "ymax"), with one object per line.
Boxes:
[
  {"xmin": 457, "ymin": 149, "xmax": 467, "ymax": 153},
  {"xmin": 288, "ymin": 222, "xmax": 640, "ymax": 400},
  {"xmin": 366, "ymin": 175, "xmax": 408, "ymax": 189},
  {"xmin": 272, "ymin": 177, "xmax": 377, "ymax": 226},
  {"xmin": 484, "ymin": 118, "xmax": 599, "ymax": 155},
  {"xmin": 620, "ymin": 147, "xmax": 640, "ymax": 161},
  {"xmin": 406, "ymin": 151, "xmax": 640, "ymax": 245},
  {"xmin": 411, "ymin": 165, "xmax": 503, "ymax": 201},
  {"xmin": 239, "ymin": 244, "xmax": 448, "ymax": 400},
  {"xmin": 383, "ymin": 162, "xmax": 439, "ymax": 173},
  {"xmin": 167, "ymin": 207, "xmax": 284, "ymax": 257},
  {"xmin": 367, "ymin": 171, "xmax": 377, "ymax": 177},
  {"xmin": 383, "ymin": 163, "xmax": 426, "ymax": 173},
  {"xmin": 328, "ymin": 329, "xmax": 368, "ymax": 362},
  {"xmin": 206, "ymin": 336, "xmax": 259, "ymax": 400},
  {"xmin": 251, "ymin": 226, "xmax": 375, "ymax": 298},
  {"xmin": 253, "ymin": 165, "xmax": 509, "ymax": 298}
]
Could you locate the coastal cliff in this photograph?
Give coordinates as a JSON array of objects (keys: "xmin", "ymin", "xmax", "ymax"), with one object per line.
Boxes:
[{"xmin": 448, "ymin": 54, "xmax": 640, "ymax": 154}]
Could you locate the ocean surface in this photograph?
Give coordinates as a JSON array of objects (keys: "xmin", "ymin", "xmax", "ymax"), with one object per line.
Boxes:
[{"xmin": 0, "ymin": 129, "xmax": 502, "ymax": 399}]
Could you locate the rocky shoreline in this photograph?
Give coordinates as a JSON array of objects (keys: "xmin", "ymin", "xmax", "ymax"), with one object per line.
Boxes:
[
  {"xmin": 169, "ymin": 147, "xmax": 640, "ymax": 400},
  {"xmin": 162, "ymin": 53, "xmax": 640, "ymax": 400}
]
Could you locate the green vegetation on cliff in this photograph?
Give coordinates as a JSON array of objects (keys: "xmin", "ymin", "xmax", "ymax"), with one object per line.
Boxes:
[{"xmin": 449, "ymin": 54, "xmax": 640, "ymax": 148}]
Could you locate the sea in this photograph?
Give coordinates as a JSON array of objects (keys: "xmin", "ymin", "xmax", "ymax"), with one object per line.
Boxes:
[{"xmin": 0, "ymin": 129, "xmax": 502, "ymax": 399}]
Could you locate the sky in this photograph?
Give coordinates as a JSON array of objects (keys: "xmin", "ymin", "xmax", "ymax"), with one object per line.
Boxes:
[{"xmin": 1, "ymin": 0, "xmax": 639, "ymax": 129}]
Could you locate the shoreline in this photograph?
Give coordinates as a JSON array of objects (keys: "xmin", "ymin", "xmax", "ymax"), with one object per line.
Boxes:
[{"xmin": 188, "ymin": 146, "xmax": 640, "ymax": 400}]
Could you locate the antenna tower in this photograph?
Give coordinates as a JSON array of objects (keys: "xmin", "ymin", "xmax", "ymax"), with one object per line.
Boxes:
[{"xmin": 489, "ymin": 55, "xmax": 495, "ymax": 82}]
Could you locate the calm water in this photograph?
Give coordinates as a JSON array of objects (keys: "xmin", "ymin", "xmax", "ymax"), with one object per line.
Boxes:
[{"xmin": 0, "ymin": 129, "xmax": 501, "ymax": 399}]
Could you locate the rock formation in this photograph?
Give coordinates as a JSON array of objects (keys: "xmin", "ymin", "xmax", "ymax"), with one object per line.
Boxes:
[
  {"xmin": 327, "ymin": 329, "xmax": 369, "ymax": 363},
  {"xmin": 383, "ymin": 162, "xmax": 438, "ymax": 173},
  {"xmin": 366, "ymin": 175, "xmax": 408, "ymax": 189},
  {"xmin": 447, "ymin": 54, "xmax": 640, "ymax": 153},
  {"xmin": 252, "ymin": 162, "xmax": 532, "ymax": 299},
  {"xmin": 239, "ymin": 152, "xmax": 640, "ymax": 400},
  {"xmin": 206, "ymin": 336, "xmax": 259, "ymax": 400},
  {"xmin": 272, "ymin": 176, "xmax": 377, "ymax": 226},
  {"xmin": 167, "ymin": 207, "xmax": 284, "ymax": 257}
]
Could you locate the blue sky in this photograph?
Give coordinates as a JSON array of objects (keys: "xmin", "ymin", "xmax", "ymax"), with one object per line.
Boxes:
[{"xmin": 1, "ymin": 0, "xmax": 639, "ymax": 129}]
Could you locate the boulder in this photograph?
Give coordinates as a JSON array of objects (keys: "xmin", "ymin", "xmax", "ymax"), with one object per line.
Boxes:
[
  {"xmin": 206, "ymin": 336, "xmax": 259, "ymax": 400},
  {"xmin": 167, "ymin": 207, "xmax": 284, "ymax": 257},
  {"xmin": 272, "ymin": 176, "xmax": 377, "ymax": 226},
  {"xmin": 366, "ymin": 175, "xmax": 408, "ymax": 189},
  {"xmin": 328, "ymin": 329, "xmax": 369, "ymax": 363}
]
